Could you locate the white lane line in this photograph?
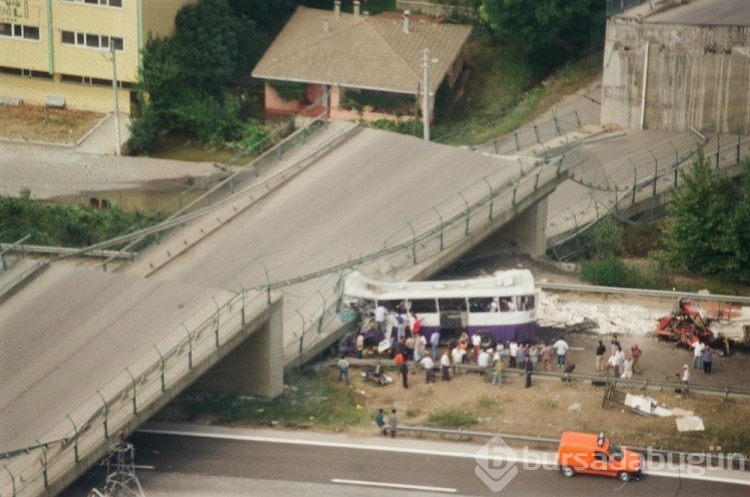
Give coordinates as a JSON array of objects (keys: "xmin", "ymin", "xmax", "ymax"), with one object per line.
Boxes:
[
  {"xmin": 137, "ymin": 428, "xmax": 750, "ymax": 487},
  {"xmin": 134, "ymin": 465, "xmax": 155, "ymax": 470},
  {"xmin": 332, "ymin": 478, "xmax": 457, "ymax": 493}
]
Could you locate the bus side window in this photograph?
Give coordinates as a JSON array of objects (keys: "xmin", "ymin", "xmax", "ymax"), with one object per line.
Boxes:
[
  {"xmin": 499, "ymin": 297, "xmax": 516, "ymax": 312},
  {"xmin": 410, "ymin": 298, "xmax": 437, "ymax": 314},
  {"xmin": 469, "ymin": 297, "xmax": 493, "ymax": 313}
]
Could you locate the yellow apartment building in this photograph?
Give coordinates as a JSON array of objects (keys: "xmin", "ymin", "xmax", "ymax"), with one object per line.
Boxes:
[{"xmin": 0, "ymin": 0, "xmax": 194, "ymax": 114}]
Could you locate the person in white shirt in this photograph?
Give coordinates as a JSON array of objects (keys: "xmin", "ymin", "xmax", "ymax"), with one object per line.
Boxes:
[
  {"xmin": 509, "ymin": 340, "xmax": 519, "ymax": 368},
  {"xmin": 440, "ymin": 349, "xmax": 451, "ymax": 381},
  {"xmin": 451, "ymin": 346, "xmax": 465, "ymax": 375},
  {"xmin": 374, "ymin": 304, "xmax": 387, "ymax": 333},
  {"xmin": 613, "ymin": 346, "xmax": 625, "ymax": 377},
  {"xmin": 692, "ymin": 341, "xmax": 705, "ymax": 370},
  {"xmin": 420, "ymin": 355, "xmax": 435, "ymax": 383},
  {"xmin": 477, "ymin": 348, "xmax": 491, "ymax": 369},
  {"xmin": 552, "ymin": 338, "xmax": 569, "ymax": 368},
  {"xmin": 471, "ymin": 333, "xmax": 482, "ymax": 363}
]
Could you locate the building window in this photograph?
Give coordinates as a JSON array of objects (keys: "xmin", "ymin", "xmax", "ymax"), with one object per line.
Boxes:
[
  {"xmin": 61, "ymin": 0, "xmax": 123, "ymax": 7},
  {"xmin": 60, "ymin": 30, "xmax": 123, "ymax": 51},
  {"xmin": 0, "ymin": 23, "xmax": 41, "ymax": 41}
]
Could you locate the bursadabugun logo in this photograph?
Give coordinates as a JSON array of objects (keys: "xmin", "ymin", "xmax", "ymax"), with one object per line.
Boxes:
[{"xmin": 475, "ymin": 436, "xmax": 519, "ymax": 492}]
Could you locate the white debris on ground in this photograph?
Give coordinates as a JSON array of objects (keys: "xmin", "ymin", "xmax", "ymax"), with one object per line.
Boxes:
[
  {"xmin": 624, "ymin": 393, "xmax": 705, "ymax": 431},
  {"xmin": 537, "ymin": 289, "xmax": 662, "ymax": 336}
]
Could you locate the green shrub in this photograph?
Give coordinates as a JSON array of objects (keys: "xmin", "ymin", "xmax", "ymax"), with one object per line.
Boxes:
[
  {"xmin": 269, "ymin": 80, "xmax": 305, "ymax": 102},
  {"xmin": 579, "ymin": 255, "xmax": 653, "ymax": 288},
  {"xmin": 426, "ymin": 408, "xmax": 477, "ymax": 428},
  {"xmin": 0, "ymin": 194, "xmax": 160, "ymax": 248}
]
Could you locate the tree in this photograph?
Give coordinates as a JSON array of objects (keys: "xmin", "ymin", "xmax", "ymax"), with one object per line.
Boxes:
[
  {"xmin": 173, "ymin": 0, "xmax": 240, "ymax": 94},
  {"xmin": 479, "ymin": 0, "xmax": 600, "ymax": 72},
  {"xmin": 654, "ymin": 151, "xmax": 750, "ymax": 283}
]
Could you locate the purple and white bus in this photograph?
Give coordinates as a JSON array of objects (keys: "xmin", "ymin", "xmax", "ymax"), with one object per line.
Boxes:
[{"xmin": 342, "ymin": 269, "xmax": 538, "ymax": 348}]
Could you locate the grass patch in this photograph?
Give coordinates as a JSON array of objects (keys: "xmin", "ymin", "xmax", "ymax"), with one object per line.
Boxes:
[
  {"xmin": 434, "ymin": 38, "xmax": 602, "ymax": 147},
  {"xmin": 426, "ymin": 408, "xmax": 478, "ymax": 428},
  {"xmin": 181, "ymin": 371, "xmax": 370, "ymax": 428}
]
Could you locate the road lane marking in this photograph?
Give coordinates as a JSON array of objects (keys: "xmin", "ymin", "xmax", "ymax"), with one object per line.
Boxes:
[
  {"xmin": 134, "ymin": 465, "xmax": 155, "ymax": 470},
  {"xmin": 332, "ymin": 478, "xmax": 456, "ymax": 493},
  {"xmin": 137, "ymin": 428, "xmax": 750, "ymax": 486}
]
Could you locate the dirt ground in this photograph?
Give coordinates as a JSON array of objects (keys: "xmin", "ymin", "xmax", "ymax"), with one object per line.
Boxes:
[
  {"xmin": 157, "ymin": 254, "xmax": 750, "ymax": 455},
  {"xmin": 0, "ymin": 104, "xmax": 104, "ymax": 144}
]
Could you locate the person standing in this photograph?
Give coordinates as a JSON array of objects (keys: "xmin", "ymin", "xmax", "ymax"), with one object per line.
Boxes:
[
  {"xmin": 517, "ymin": 343, "xmax": 527, "ymax": 367},
  {"xmin": 430, "ymin": 330, "xmax": 441, "ymax": 360},
  {"xmin": 337, "ymin": 355, "xmax": 350, "ymax": 386},
  {"xmin": 388, "ymin": 408, "xmax": 398, "ymax": 438},
  {"xmin": 540, "ymin": 342, "xmax": 553, "ymax": 371},
  {"xmin": 553, "ymin": 337, "xmax": 569, "ymax": 368},
  {"xmin": 509, "ymin": 340, "xmax": 518, "ymax": 368},
  {"xmin": 396, "ymin": 309, "xmax": 406, "ymax": 342},
  {"xmin": 471, "ymin": 333, "xmax": 481, "ymax": 363},
  {"xmin": 395, "ymin": 351, "xmax": 408, "ymax": 389},
  {"xmin": 528, "ymin": 343, "xmax": 539, "ymax": 371},
  {"xmin": 420, "ymin": 355, "xmax": 435, "ymax": 383},
  {"xmin": 692, "ymin": 341, "xmax": 705, "ymax": 370},
  {"xmin": 411, "ymin": 312, "xmax": 422, "ymax": 336},
  {"xmin": 524, "ymin": 355, "xmax": 533, "ymax": 388},
  {"xmin": 492, "ymin": 356, "xmax": 504, "ymax": 386},
  {"xmin": 630, "ymin": 344, "xmax": 642, "ymax": 374},
  {"xmin": 702, "ymin": 346, "xmax": 713, "ymax": 374},
  {"xmin": 374, "ymin": 303, "xmax": 387, "ymax": 334},
  {"xmin": 613, "ymin": 345, "xmax": 625, "ymax": 378},
  {"xmin": 451, "ymin": 345, "xmax": 465, "ymax": 375},
  {"xmin": 440, "ymin": 349, "xmax": 451, "ymax": 381},
  {"xmin": 681, "ymin": 364, "xmax": 690, "ymax": 395},
  {"xmin": 621, "ymin": 354, "xmax": 634, "ymax": 379},
  {"xmin": 595, "ymin": 340, "xmax": 607, "ymax": 372},
  {"xmin": 375, "ymin": 408, "xmax": 386, "ymax": 436}
]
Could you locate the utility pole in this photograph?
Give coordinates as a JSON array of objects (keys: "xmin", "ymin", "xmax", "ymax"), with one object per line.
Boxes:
[
  {"xmin": 102, "ymin": 43, "xmax": 122, "ymax": 156},
  {"xmin": 421, "ymin": 49, "xmax": 437, "ymax": 142},
  {"xmin": 111, "ymin": 43, "xmax": 121, "ymax": 156}
]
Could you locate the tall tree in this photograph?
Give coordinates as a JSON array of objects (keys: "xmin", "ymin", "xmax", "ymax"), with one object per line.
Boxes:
[
  {"xmin": 479, "ymin": 0, "xmax": 599, "ymax": 71},
  {"xmin": 173, "ymin": 0, "xmax": 241, "ymax": 94},
  {"xmin": 654, "ymin": 150, "xmax": 750, "ymax": 282}
]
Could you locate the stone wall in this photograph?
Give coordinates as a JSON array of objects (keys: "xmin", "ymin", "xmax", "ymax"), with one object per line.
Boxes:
[{"xmin": 601, "ymin": 19, "xmax": 750, "ymax": 134}]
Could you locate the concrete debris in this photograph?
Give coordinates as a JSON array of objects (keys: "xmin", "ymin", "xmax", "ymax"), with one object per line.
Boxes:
[
  {"xmin": 624, "ymin": 393, "xmax": 704, "ymax": 431},
  {"xmin": 537, "ymin": 290, "xmax": 660, "ymax": 336}
]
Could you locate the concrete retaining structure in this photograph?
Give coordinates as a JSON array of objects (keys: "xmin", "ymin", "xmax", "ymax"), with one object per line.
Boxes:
[{"xmin": 601, "ymin": 2, "xmax": 750, "ymax": 134}]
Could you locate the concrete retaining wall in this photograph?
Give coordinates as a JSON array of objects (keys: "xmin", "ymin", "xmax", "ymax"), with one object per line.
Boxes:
[{"xmin": 601, "ymin": 20, "xmax": 750, "ymax": 134}]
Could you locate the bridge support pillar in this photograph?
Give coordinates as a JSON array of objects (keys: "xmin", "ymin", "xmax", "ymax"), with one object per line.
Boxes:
[
  {"xmin": 475, "ymin": 198, "xmax": 549, "ymax": 257},
  {"xmin": 193, "ymin": 298, "xmax": 284, "ymax": 398}
]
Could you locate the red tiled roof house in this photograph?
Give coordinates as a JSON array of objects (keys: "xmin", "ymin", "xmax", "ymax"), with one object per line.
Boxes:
[{"xmin": 251, "ymin": 1, "xmax": 472, "ymax": 122}]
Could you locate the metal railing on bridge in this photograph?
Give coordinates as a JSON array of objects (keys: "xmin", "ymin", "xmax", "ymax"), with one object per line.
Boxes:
[
  {"xmin": 277, "ymin": 149, "xmax": 587, "ymax": 366},
  {"xmin": 482, "ymin": 110, "xmax": 583, "ymax": 158},
  {"xmin": 1, "ymin": 289, "xmax": 269, "ymax": 497},
  {"xmin": 547, "ymin": 130, "xmax": 750, "ymax": 260}
]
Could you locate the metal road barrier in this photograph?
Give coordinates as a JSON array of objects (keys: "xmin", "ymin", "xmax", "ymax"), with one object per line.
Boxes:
[
  {"xmin": 537, "ymin": 282, "xmax": 750, "ymax": 306},
  {"xmin": 0, "ymin": 290, "xmax": 270, "ymax": 497},
  {"xmin": 392, "ymin": 425, "xmax": 748, "ymax": 469}
]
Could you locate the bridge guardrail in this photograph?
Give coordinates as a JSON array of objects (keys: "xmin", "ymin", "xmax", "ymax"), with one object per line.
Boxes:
[
  {"xmin": 547, "ymin": 131, "xmax": 750, "ymax": 260},
  {"xmin": 1, "ymin": 289, "xmax": 269, "ymax": 497}
]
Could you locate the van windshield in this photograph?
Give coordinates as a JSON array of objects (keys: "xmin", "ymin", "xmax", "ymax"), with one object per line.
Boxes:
[{"xmin": 608, "ymin": 442, "xmax": 622, "ymax": 459}]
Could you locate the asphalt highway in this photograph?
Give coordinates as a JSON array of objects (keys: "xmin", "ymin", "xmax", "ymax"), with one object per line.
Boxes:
[{"xmin": 59, "ymin": 429, "xmax": 749, "ymax": 497}]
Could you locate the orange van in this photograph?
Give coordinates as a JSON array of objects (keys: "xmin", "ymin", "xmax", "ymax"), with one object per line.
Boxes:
[{"xmin": 558, "ymin": 431, "xmax": 642, "ymax": 482}]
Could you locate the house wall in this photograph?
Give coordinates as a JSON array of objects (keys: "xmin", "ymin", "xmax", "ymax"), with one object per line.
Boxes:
[
  {"xmin": 601, "ymin": 18, "xmax": 750, "ymax": 133},
  {"xmin": 0, "ymin": 0, "xmax": 191, "ymax": 113},
  {"xmin": 447, "ymin": 49, "xmax": 465, "ymax": 87}
]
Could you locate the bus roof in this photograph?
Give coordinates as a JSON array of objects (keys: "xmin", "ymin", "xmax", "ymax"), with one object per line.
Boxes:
[{"xmin": 343, "ymin": 270, "xmax": 536, "ymax": 301}]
